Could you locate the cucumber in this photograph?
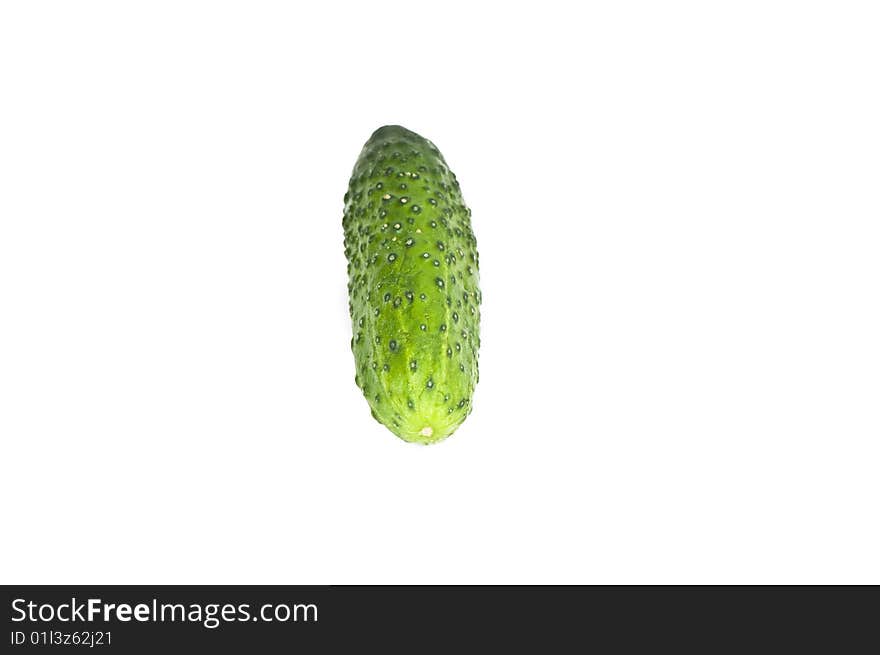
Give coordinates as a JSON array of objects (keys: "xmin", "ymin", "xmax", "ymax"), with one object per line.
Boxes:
[{"xmin": 343, "ymin": 126, "xmax": 481, "ymax": 444}]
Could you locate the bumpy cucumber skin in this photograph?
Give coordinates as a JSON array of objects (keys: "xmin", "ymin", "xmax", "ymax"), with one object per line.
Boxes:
[{"xmin": 343, "ymin": 126, "xmax": 481, "ymax": 444}]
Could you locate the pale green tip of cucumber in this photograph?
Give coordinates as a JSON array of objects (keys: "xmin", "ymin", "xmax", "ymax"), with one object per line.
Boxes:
[{"xmin": 391, "ymin": 406, "xmax": 466, "ymax": 445}]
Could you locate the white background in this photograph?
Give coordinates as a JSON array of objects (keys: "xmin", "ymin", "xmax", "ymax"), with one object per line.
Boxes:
[{"xmin": 1, "ymin": 2, "xmax": 878, "ymax": 584}]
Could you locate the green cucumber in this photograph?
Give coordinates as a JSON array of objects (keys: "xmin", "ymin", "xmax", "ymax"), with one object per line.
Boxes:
[{"xmin": 343, "ymin": 126, "xmax": 481, "ymax": 444}]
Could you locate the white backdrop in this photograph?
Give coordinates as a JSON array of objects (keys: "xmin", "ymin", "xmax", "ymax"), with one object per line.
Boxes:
[{"xmin": 1, "ymin": 2, "xmax": 878, "ymax": 584}]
